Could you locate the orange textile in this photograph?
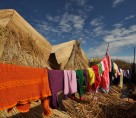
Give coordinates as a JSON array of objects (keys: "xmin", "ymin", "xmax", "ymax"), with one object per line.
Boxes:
[
  {"xmin": 16, "ymin": 103, "xmax": 30, "ymax": 112},
  {"xmin": 0, "ymin": 63, "xmax": 51, "ymax": 115},
  {"xmin": 41, "ymin": 98, "xmax": 52, "ymax": 116}
]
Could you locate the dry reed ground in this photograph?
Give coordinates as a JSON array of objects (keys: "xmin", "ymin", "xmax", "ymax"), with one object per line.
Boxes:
[{"xmin": 0, "ymin": 85, "xmax": 136, "ymax": 118}]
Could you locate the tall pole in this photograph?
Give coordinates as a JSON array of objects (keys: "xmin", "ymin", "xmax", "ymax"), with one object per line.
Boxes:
[
  {"xmin": 133, "ymin": 47, "xmax": 136, "ymax": 84},
  {"xmin": 106, "ymin": 43, "xmax": 109, "ymax": 55},
  {"xmin": 134, "ymin": 47, "xmax": 135, "ymax": 64}
]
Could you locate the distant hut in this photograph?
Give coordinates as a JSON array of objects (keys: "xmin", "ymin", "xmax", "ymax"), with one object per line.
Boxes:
[
  {"xmin": 49, "ymin": 40, "xmax": 89, "ymax": 69},
  {"xmin": 0, "ymin": 9, "xmax": 51, "ymax": 68}
]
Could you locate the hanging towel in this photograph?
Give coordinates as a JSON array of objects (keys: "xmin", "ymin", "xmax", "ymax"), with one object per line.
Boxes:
[
  {"xmin": 113, "ymin": 62, "xmax": 119, "ymax": 78},
  {"xmin": 100, "ymin": 61, "xmax": 105, "ymax": 72},
  {"xmin": 106, "ymin": 53, "xmax": 112, "ymax": 72},
  {"xmin": 76, "ymin": 70, "xmax": 85, "ymax": 97},
  {"xmin": 97, "ymin": 63, "xmax": 103, "ymax": 77},
  {"xmin": 92, "ymin": 65, "xmax": 101, "ymax": 91},
  {"xmin": 119, "ymin": 69, "xmax": 123, "ymax": 89},
  {"xmin": 83, "ymin": 69, "xmax": 89, "ymax": 86},
  {"xmin": 101, "ymin": 57, "xmax": 110, "ymax": 91},
  {"xmin": 48, "ymin": 70, "xmax": 64, "ymax": 109},
  {"xmin": 0, "ymin": 63, "xmax": 51, "ymax": 116},
  {"xmin": 64, "ymin": 70, "xmax": 77, "ymax": 98},
  {"xmin": 111, "ymin": 61, "xmax": 116, "ymax": 78},
  {"xmin": 87, "ymin": 68, "xmax": 95, "ymax": 86}
]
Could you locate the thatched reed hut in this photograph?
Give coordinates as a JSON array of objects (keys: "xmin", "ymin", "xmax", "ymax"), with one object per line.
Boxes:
[
  {"xmin": 49, "ymin": 40, "xmax": 89, "ymax": 69},
  {"xmin": 0, "ymin": 9, "xmax": 51, "ymax": 68}
]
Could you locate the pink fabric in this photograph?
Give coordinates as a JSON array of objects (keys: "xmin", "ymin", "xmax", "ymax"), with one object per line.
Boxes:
[
  {"xmin": 100, "ymin": 57, "xmax": 110, "ymax": 90},
  {"xmin": 64, "ymin": 70, "xmax": 77, "ymax": 95},
  {"xmin": 106, "ymin": 53, "xmax": 111, "ymax": 72}
]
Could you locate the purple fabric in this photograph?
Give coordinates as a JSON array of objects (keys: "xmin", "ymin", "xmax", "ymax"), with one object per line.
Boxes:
[
  {"xmin": 83, "ymin": 69, "xmax": 88, "ymax": 86},
  {"xmin": 48, "ymin": 70, "xmax": 64, "ymax": 109}
]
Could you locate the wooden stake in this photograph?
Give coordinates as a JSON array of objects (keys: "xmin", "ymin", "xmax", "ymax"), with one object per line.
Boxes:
[
  {"xmin": 106, "ymin": 43, "xmax": 109, "ymax": 55},
  {"xmin": 134, "ymin": 47, "xmax": 135, "ymax": 64}
]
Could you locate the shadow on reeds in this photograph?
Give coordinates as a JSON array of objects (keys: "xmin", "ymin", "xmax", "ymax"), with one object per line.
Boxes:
[
  {"xmin": 99, "ymin": 103, "xmax": 136, "ymax": 118},
  {"xmin": 10, "ymin": 104, "xmax": 43, "ymax": 118}
]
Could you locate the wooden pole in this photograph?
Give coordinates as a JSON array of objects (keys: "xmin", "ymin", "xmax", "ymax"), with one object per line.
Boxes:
[
  {"xmin": 106, "ymin": 43, "xmax": 109, "ymax": 55},
  {"xmin": 134, "ymin": 47, "xmax": 135, "ymax": 64}
]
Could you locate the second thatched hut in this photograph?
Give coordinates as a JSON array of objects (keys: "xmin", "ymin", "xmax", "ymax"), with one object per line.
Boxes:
[{"xmin": 49, "ymin": 40, "xmax": 89, "ymax": 70}]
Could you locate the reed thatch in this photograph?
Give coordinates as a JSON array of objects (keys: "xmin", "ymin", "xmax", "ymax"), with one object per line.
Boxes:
[
  {"xmin": 49, "ymin": 40, "xmax": 89, "ymax": 69},
  {"xmin": 0, "ymin": 9, "xmax": 51, "ymax": 68}
]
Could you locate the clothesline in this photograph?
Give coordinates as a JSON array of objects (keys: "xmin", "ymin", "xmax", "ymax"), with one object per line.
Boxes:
[{"xmin": 0, "ymin": 53, "xmax": 130, "ymax": 117}]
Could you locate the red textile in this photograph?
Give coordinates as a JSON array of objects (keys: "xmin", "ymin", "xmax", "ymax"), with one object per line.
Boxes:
[
  {"xmin": 0, "ymin": 63, "xmax": 51, "ymax": 116},
  {"xmin": 100, "ymin": 57, "xmax": 110, "ymax": 90},
  {"xmin": 92, "ymin": 65, "xmax": 101, "ymax": 91},
  {"xmin": 106, "ymin": 53, "xmax": 111, "ymax": 72}
]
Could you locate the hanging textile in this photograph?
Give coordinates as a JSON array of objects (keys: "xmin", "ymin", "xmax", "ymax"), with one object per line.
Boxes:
[
  {"xmin": 0, "ymin": 63, "xmax": 51, "ymax": 116},
  {"xmin": 87, "ymin": 68, "xmax": 95, "ymax": 86},
  {"xmin": 106, "ymin": 53, "xmax": 112, "ymax": 72},
  {"xmin": 16, "ymin": 103, "xmax": 30, "ymax": 112},
  {"xmin": 100, "ymin": 61, "xmax": 105, "ymax": 72},
  {"xmin": 97, "ymin": 63, "xmax": 103, "ymax": 77},
  {"xmin": 113, "ymin": 62, "xmax": 119, "ymax": 78},
  {"xmin": 100, "ymin": 57, "xmax": 110, "ymax": 91},
  {"xmin": 119, "ymin": 69, "xmax": 123, "ymax": 89},
  {"xmin": 92, "ymin": 65, "xmax": 101, "ymax": 91},
  {"xmin": 83, "ymin": 69, "xmax": 89, "ymax": 86},
  {"xmin": 64, "ymin": 70, "xmax": 77, "ymax": 99},
  {"xmin": 48, "ymin": 70, "xmax": 64, "ymax": 109},
  {"xmin": 76, "ymin": 70, "xmax": 85, "ymax": 100}
]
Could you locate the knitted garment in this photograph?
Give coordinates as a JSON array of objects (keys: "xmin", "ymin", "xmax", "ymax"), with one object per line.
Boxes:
[{"xmin": 0, "ymin": 63, "xmax": 51, "ymax": 116}]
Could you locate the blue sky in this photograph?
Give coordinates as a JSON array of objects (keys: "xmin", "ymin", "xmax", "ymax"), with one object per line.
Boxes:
[{"xmin": 0, "ymin": 0, "xmax": 136, "ymax": 62}]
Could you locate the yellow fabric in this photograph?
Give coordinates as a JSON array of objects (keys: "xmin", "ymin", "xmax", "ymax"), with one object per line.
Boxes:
[
  {"xmin": 119, "ymin": 69, "xmax": 123, "ymax": 89},
  {"xmin": 113, "ymin": 63, "xmax": 118, "ymax": 78},
  {"xmin": 87, "ymin": 68, "xmax": 95, "ymax": 86}
]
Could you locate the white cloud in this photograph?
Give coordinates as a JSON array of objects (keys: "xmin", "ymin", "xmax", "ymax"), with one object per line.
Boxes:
[
  {"xmin": 65, "ymin": 0, "xmax": 93, "ymax": 17},
  {"xmin": 90, "ymin": 17, "xmax": 106, "ymax": 37},
  {"xmin": 87, "ymin": 23, "xmax": 136, "ymax": 60},
  {"xmin": 46, "ymin": 14, "xmax": 60, "ymax": 22},
  {"xmin": 112, "ymin": 0, "xmax": 125, "ymax": 7},
  {"xmin": 59, "ymin": 12, "xmax": 85, "ymax": 32},
  {"xmin": 46, "ymin": 14, "xmax": 53, "ymax": 21},
  {"xmin": 90, "ymin": 18, "xmax": 103, "ymax": 27},
  {"xmin": 113, "ymin": 23, "xmax": 123, "ymax": 28},
  {"xmin": 70, "ymin": 0, "xmax": 88, "ymax": 6},
  {"xmin": 125, "ymin": 15, "xmax": 135, "ymax": 20},
  {"xmin": 104, "ymin": 25, "xmax": 136, "ymax": 43},
  {"xmin": 102, "ymin": 25, "xmax": 136, "ymax": 56},
  {"xmin": 87, "ymin": 43, "xmax": 108, "ymax": 58}
]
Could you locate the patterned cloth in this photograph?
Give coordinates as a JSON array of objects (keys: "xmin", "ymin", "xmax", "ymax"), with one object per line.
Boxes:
[{"xmin": 0, "ymin": 63, "xmax": 51, "ymax": 116}]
